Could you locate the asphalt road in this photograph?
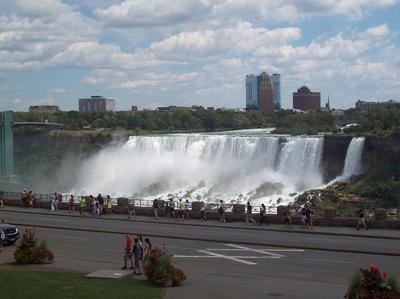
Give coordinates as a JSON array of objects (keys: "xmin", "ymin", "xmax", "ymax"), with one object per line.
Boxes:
[
  {"xmin": 1, "ymin": 210, "xmax": 400, "ymax": 255},
  {"xmin": 1, "ymin": 210, "xmax": 400, "ymax": 298}
]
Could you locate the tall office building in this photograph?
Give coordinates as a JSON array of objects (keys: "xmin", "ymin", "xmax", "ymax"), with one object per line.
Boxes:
[
  {"xmin": 271, "ymin": 73, "xmax": 281, "ymax": 110},
  {"xmin": 293, "ymin": 86, "xmax": 321, "ymax": 111},
  {"xmin": 245, "ymin": 74, "xmax": 259, "ymax": 109},
  {"xmin": 79, "ymin": 95, "xmax": 116, "ymax": 113},
  {"xmin": 258, "ymin": 72, "xmax": 275, "ymax": 113}
]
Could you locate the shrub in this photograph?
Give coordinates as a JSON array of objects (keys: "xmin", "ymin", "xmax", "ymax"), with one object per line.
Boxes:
[
  {"xmin": 14, "ymin": 229, "xmax": 54, "ymax": 264},
  {"xmin": 143, "ymin": 247, "xmax": 186, "ymax": 287},
  {"xmin": 345, "ymin": 264, "xmax": 400, "ymax": 298}
]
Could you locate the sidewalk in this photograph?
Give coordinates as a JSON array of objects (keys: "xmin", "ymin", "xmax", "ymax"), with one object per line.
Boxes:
[{"xmin": 1, "ymin": 206, "xmax": 399, "ymax": 240}]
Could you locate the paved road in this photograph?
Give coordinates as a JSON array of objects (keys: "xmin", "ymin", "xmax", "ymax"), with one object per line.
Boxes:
[
  {"xmin": 1, "ymin": 210, "xmax": 400, "ymax": 255},
  {"xmin": 1, "ymin": 225, "xmax": 399, "ymax": 299},
  {"xmin": 1, "ymin": 210, "xmax": 400, "ymax": 298}
]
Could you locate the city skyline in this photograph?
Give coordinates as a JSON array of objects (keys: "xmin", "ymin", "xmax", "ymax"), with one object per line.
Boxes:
[{"xmin": 0, "ymin": 0, "xmax": 399, "ymax": 112}]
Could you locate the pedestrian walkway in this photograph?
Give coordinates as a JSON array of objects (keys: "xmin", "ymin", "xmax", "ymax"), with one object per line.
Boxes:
[{"xmin": 1, "ymin": 206, "xmax": 399, "ymax": 240}]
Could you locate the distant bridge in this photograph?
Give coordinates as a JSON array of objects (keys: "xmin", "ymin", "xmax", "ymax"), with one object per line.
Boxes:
[{"xmin": 0, "ymin": 112, "xmax": 64, "ymax": 177}]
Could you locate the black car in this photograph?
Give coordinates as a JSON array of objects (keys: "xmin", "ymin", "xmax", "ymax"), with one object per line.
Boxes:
[{"xmin": 0, "ymin": 220, "xmax": 20, "ymax": 245}]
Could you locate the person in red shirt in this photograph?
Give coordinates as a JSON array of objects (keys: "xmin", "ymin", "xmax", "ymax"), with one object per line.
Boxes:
[{"xmin": 122, "ymin": 235, "xmax": 134, "ymax": 269}]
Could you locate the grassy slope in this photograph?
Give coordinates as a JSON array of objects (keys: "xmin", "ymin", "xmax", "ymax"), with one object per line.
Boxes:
[{"xmin": 0, "ymin": 269, "xmax": 163, "ymax": 299}]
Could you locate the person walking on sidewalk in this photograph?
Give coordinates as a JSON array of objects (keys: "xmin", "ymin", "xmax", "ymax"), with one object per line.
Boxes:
[
  {"xmin": 127, "ymin": 198, "xmax": 135, "ymax": 220},
  {"xmin": 259, "ymin": 204, "xmax": 268, "ymax": 226},
  {"xmin": 218, "ymin": 200, "xmax": 226, "ymax": 223},
  {"xmin": 68, "ymin": 195, "xmax": 75, "ymax": 214},
  {"xmin": 356, "ymin": 208, "xmax": 368, "ymax": 230},
  {"xmin": 49, "ymin": 192, "xmax": 56, "ymax": 212},
  {"xmin": 152, "ymin": 198, "xmax": 159, "ymax": 219},
  {"xmin": 200, "ymin": 201, "xmax": 207, "ymax": 221},
  {"xmin": 184, "ymin": 199, "xmax": 190, "ymax": 219},
  {"xmin": 79, "ymin": 196, "xmax": 86, "ymax": 216},
  {"xmin": 122, "ymin": 235, "xmax": 134, "ymax": 270},
  {"xmin": 133, "ymin": 237, "xmax": 143, "ymax": 275},
  {"xmin": 144, "ymin": 238, "xmax": 152, "ymax": 258},
  {"xmin": 96, "ymin": 194, "xmax": 104, "ymax": 215},
  {"xmin": 168, "ymin": 198, "xmax": 176, "ymax": 220},
  {"xmin": 106, "ymin": 195, "xmax": 112, "ymax": 215},
  {"xmin": 178, "ymin": 199, "xmax": 185, "ymax": 222},
  {"xmin": 245, "ymin": 202, "xmax": 256, "ymax": 224}
]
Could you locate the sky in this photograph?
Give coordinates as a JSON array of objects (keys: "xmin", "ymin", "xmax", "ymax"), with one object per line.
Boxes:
[{"xmin": 0, "ymin": 0, "xmax": 399, "ymax": 111}]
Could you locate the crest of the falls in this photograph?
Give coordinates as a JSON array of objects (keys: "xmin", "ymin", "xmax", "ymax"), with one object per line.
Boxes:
[{"xmin": 70, "ymin": 130, "xmax": 326, "ymax": 205}]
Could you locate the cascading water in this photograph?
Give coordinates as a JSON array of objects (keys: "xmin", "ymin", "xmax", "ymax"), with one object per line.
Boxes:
[
  {"xmin": 341, "ymin": 137, "xmax": 365, "ymax": 179},
  {"xmin": 70, "ymin": 130, "xmax": 325, "ymax": 205}
]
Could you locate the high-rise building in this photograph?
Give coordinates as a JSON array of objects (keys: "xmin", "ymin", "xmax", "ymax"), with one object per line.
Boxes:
[
  {"xmin": 293, "ymin": 86, "xmax": 321, "ymax": 111},
  {"xmin": 79, "ymin": 95, "xmax": 116, "ymax": 113},
  {"xmin": 271, "ymin": 74, "xmax": 281, "ymax": 110},
  {"xmin": 245, "ymin": 74, "xmax": 259, "ymax": 109},
  {"xmin": 258, "ymin": 72, "xmax": 275, "ymax": 113}
]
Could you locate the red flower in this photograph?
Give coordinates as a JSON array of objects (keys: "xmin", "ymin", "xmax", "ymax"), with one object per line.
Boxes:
[{"xmin": 383, "ymin": 272, "xmax": 387, "ymax": 278}]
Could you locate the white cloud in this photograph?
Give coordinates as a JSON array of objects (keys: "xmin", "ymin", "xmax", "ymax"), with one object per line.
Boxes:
[
  {"xmin": 46, "ymin": 41, "xmax": 163, "ymax": 70},
  {"xmin": 95, "ymin": 0, "xmax": 400, "ymax": 28},
  {"xmin": 94, "ymin": 0, "xmax": 213, "ymax": 27},
  {"xmin": 364, "ymin": 24, "xmax": 390, "ymax": 38},
  {"xmin": 150, "ymin": 22, "xmax": 300, "ymax": 60}
]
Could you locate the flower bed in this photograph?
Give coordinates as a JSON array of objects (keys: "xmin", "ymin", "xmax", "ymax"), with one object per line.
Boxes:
[
  {"xmin": 143, "ymin": 247, "xmax": 186, "ymax": 287},
  {"xmin": 346, "ymin": 264, "xmax": 400, "ymax": 299},
  {"xmin": 14, "ymin": 229, "xmax": 54, "ymax": 264}
]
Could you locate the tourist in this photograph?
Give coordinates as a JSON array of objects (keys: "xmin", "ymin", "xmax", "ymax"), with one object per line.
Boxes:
[
  {"xmin": 21, "ymin": 189, "xmax": 28, "ymax": 207},
  {"xmin": 200, "ymin": 201, "xmax": 207, "ymax": 221},
  {"xmin": 55, "ymin": 192, "xmax": 61, "ymax": 210},
  {"xmin": 178, "ymin": 199, "xmax": 185, "ymax": 221},
  {"xmin": 168, "ymin": 198, "xmax": 176, "ymax": 220},
  {"xmin": 122, "ymin": 234, "xmax": 134, "ymax": 270},
  {"xmin": 165, "ymin": 199, "xmax": 170, "ymax": 218},
  {"xmin": 106, "ymin": 195, "xmax": 112, "ymax": 215},
  {"xmin": 79, "ymin": 196, "xmax": 86, "ymax": 216},
  {"xmin": 0, "ymin": 191, "xmax": 4, "ymax": 208},
  {"xmin": 356, "ymin": 208, "xmax": 368, "ymax": 230},
  {"xmin": 0, "ymin": 229, "xmax": 5, "ymax": 252},
  {"xmin": 133, "ymin": 237, "xmax": 143, "ymax": 275},
  {"xmin": 49, "ymin": 192, "xmax": 56, "ymax": 212},
  {"xmin": 144, "ymin": 238, "xmax": 152, "ymax": 258},
  {"xmin": 28, "ymin": 191, "xmax": 35, "ymax": 208},
  {"xmin": 300, "ymin": 206, "xmax": 307, "ymax": 227},
  {"xmin": 218, "ymin": 200, "xmax": 226, "ymax": 223},
  {"xmin": 304, "ymin": 205, "xmax": 313, "ymax": 229},
  {"xmin": 127, "ymin": 198, "xmax": 135, "ymax": 220},
  {"xmin": 152, "ymin": 198, "xmax": 159, "ymax": 219},
  {"xmin": 259, "ymin": 203, "xmax": 268, "ymax": 226},
  {"xmin": 283, "ymin": 205, "xmax": 293, "ymax": 228},
  {"xmin": 184, "ymin": 199, "xmax": 190, "ymax": 219},
  {"xmin": 245, "ymin": 202, "xmax": 256, "ymax": 224},
  {"xmin": 89, "ymin": 195, "xmax": 96, "ymax": 216},
  {"xmin": 97, "ymin": 194, "xmax": 104, "ymax": 215},
  {"xmin": 68, "ymin": 195, "xmax": 75, "ymax": 214}
]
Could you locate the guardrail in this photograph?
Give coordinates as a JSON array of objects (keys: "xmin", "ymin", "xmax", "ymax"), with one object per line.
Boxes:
[{"xmin": 0, "ymin": 190, "xmax": 278, "ymax": 214}]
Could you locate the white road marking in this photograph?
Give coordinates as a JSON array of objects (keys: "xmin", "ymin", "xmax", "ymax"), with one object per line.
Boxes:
[
  {"xmin": 225, "ymin": 244, "xmax": 283, "ymax": 258},
  {"xmin": 53, "ymin": 236, "xmax": 90, "ymax": 240},
  {"xmin": 173, "ymin": 244, "xmax": 305, "ymax": 265},
  {"xmin": 305, "ymin": 258, "xmax": 355, "ymax": 264},
  {"xmin": 198, "ymin": 250, "xmax": 257, "ymax": 265}
]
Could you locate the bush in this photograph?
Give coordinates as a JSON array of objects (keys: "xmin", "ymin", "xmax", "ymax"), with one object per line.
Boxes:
[
  {"xmin": 14, "ymin": 229, "xmax": 54, "ymax": 264},
  {"xmin": 345, "ymin": 264, "xmax": 400, "ymax": 298},
  {"xmin": 143, "ymin": 247, "xmax": 186, "ymax": 287}
]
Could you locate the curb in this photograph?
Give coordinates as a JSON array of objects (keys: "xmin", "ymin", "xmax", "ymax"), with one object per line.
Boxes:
[
  {"xmin": 2, "ymin": 208, "xmax": 400, "ymax": 241},
  {"xmin": 9, "ymin": 221, "xmax": 400, "ymax": 257}
]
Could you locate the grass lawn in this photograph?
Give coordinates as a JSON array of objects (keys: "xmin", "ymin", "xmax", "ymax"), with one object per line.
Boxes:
[{"xmin": 0, "ymin": 269, "xmax": 163, "ymax": 299}]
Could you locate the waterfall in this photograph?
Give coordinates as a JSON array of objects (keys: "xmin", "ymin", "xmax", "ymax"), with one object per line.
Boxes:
[
  {"xmin": 341, "ymin": 137, "xmax": 365, "ymax": 179},
  {"xmin": 277, "ymin": 137, "xmax": 324, "ymax": 189},
  {"xmin": 70, "ymin": 130, "xmax": 325, "ymax": 205}
]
